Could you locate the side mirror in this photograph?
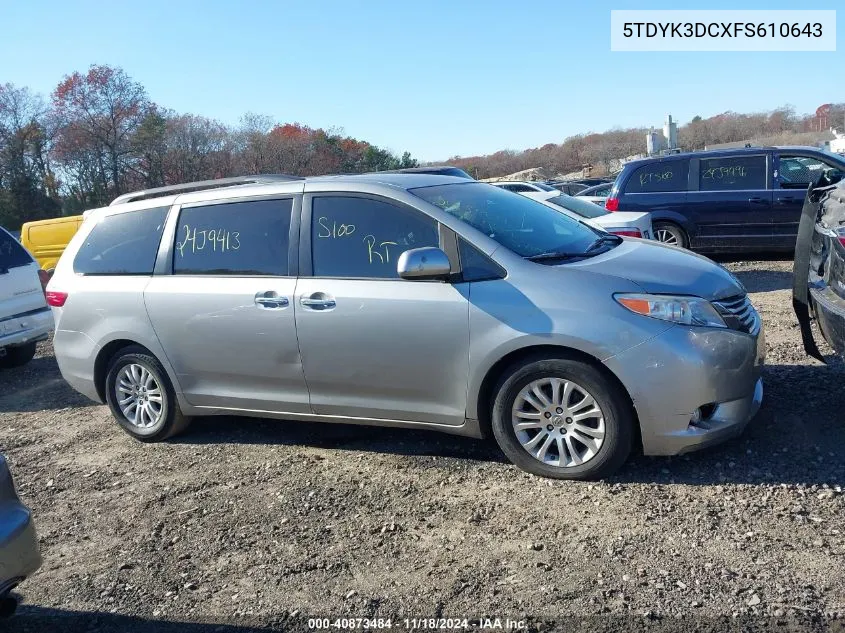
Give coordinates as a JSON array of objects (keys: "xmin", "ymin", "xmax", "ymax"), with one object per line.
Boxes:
[{"xmin": 397, "ymin": 247, "xmax": 451, "ymax": 280}]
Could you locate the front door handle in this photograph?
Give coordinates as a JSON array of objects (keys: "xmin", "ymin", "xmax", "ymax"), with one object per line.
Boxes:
[
  {"xmin": 748, "ymin": 197, "xmax": 769, "ymax": 205},
  {"xmin": 300, "ymin": 296, "xmax": 336, "ymax": 309},
  {"xmin": 255, "ymin": 292, "xmax": 289, "ymax": 309}
]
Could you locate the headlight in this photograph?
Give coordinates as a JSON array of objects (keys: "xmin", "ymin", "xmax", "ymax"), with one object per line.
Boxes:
[{"xmin": 614, "ymin": 293, "xmax": 727, "ymax": 328}]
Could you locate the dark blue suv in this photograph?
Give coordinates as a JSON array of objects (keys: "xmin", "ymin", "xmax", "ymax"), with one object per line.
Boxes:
[{"xmin": 607, "ymin": 146, "xmax": 845, "ymax": 253}]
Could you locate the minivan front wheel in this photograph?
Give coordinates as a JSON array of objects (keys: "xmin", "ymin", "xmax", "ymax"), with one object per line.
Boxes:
[
  {"xmin": 105, "ymin": 346, "xmax": 191, "ymax": 441},
  {"xmin": 491, "ymin": 357, "xmax": 633, "ymax": 480},
  {"xmin": 653, "ymin": 222, "xmax": 688, "ymax": 248}
]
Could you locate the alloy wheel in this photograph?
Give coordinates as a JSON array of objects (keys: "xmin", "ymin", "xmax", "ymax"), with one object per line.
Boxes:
[
  {"xmin": 511, "ymin": 377, "xmax": 606, "ymax": 467},
  {"xmin": 115, "ymin": 363, "xmax": 164, "ymax": 429},
  {"xmin": 655, "ymin": 228, "xmax": 680, "ymax": 246}
]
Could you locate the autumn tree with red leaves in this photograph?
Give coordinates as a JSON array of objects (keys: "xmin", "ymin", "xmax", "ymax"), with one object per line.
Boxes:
[
  {"xmin": 0, "ymin": 64, "xmax": 421, "ymax": 227},
  {"xmin": 52, "ymin": 65, "xmax": 151, "ymax": 207}
]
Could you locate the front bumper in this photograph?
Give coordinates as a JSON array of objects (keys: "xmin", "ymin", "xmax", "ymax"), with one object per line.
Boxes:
[
  {"xmin": 810, "ymin": 284, "xmax": 845, "ymax": 357},
  {"xmin": 0, "ymin": 466, "xmax": 41, "ymax": 595},
  {"xmin": 603, "ymin": 320, "xmax": 765, "ymax": 457},
  {"xmin": 0, "ymin": 307, "xmax": 53, "ymax": 350}
]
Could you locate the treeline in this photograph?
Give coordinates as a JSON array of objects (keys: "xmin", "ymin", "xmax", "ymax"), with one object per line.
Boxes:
[
  {"xmin": 448, "ymin": 105, "xmax": 845, "ymax": 180},
  {"xmin": 0, "ymin": 65, "xmax": 417, "ymax": 230}
]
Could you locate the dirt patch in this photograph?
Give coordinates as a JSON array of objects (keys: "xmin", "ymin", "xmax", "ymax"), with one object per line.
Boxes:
[{"xmin": 1, "ymin": 259, "xmax": 844, "ymax": 632}]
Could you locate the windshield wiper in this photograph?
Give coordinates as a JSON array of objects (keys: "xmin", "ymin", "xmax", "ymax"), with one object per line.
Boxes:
[
  {"xmin": 586, "ymin": 234, "xmax": 623, "ymax": 252},
  {"xmin": 525, "ymin": 251, "xmax": 585, "ymax": 262}
]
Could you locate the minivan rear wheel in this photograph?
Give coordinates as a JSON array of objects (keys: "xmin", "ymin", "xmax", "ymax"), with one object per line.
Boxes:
[
  {"xmin": 491, "ymin": 357, "xmax": 633, "ymax": 480},
  {"xmin": 653, "ymin": 222, "xmax": 688, "ymax": 248},
  {"xmin": 105, "ymin": 346, "xmax": 191, "ymax": 442}
]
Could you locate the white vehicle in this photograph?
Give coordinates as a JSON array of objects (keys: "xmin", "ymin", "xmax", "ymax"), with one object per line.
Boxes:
[
  {"xmin": 516, "ymin": 191, "xmax": 653, "ymax": 240},
  {"xmin": 489, "ymin": 181, "xmax": 559, "ymax": 194},
  {"xmin": 575, "ymin": 182, "xmax": 614, "ymax": 205},
  {"xmin": 0, "ymin": 227, "xmax": 53, "ymax": 368}
]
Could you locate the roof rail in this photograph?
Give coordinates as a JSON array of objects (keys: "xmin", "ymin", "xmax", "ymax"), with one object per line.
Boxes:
[{"xmin": 109, "ymin": 174, "xmax": 304, "ymax": 206}]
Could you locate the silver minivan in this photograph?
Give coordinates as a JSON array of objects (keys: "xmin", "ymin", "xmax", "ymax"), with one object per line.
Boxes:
[{"xmin": 48, "ymin": 174, "xmax": 765, "ymax": 480}]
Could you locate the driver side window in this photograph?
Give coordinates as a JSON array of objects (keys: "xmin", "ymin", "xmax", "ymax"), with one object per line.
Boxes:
[
  {"xmin": 311, "ymin": 196, "xmax": 439, "ymax": 279},
  {"xmin": 778, "ymin": 155, "xmax": 843, "ymax": 189}
]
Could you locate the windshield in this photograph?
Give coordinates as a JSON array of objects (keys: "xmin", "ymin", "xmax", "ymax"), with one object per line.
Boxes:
[
  {"xmin": 534, "ymin": 183, "xmax": 557, "ymax": 191},
  {"xmin": 410, "ymin": 182, "xmax": 604, "ymax": 258},
  {"xmin": 545, "ymin": 194, "xmax": 608, "ymax": 219}
]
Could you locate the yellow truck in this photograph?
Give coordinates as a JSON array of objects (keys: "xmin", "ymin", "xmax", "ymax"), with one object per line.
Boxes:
[{"xmin": 21, "ymin": 215, "xmax": 84, "ymax": 272}]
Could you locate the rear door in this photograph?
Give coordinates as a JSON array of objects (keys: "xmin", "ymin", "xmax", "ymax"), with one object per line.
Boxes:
[
  {"xmin": 774, "ymin": 151, "xmax": 845, "ymax": 249},
  {"xmin": 144, "ymin": 196, "xmax": 310, "ymax": 413},
  {"xmin": 0, "ymin": 229, "xmax": 45, "ymax": 331},
  {"xmin": 686, "ymin": 153, "xmax": 772, "ymax": 250}
]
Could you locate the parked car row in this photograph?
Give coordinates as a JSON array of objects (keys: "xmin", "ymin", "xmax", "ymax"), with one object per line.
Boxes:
[{"xmin": 488, "ymin": 183, "xmax": 653, "ymax": 240}]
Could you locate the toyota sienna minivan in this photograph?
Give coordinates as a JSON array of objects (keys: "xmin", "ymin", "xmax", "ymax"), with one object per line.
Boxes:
[{"xmin": 48, "ymin": 174, "xmax": 765, "ymax": 480}]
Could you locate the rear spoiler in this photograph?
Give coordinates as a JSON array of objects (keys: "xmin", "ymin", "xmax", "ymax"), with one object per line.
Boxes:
[{"xmin": 792, "ymin": 183, "xmax": 828, "ymax": 363}]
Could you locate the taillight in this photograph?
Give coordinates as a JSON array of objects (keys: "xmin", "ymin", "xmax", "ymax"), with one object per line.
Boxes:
[
  {"xmin": 837, "ymin": 228, "xmax": 845, "ymax": 247},
  {"xmin": 46, "ymin": 291, "xmax": 68, "ymax": 307},
  {"xmin": 605, "ymin": 197, "xmax": 619, "ymax": 212},
  {"xmin": 609, "ymin": 228, "xmax": 642, "ymax": 238}
]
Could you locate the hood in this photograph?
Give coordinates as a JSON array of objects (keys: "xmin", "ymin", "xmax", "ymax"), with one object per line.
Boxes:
[{"xmin": 570, "ymin": 239, "xmax": 744, "ymax": 300}]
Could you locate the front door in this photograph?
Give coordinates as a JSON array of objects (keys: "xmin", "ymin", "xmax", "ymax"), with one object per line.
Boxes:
[
  {"xmin": 773, "ymin": 152, "xmax": 845, "ymax": 249},
  {"xmin": 687, "ymin": 153, "xmax": 772, "ymax": 250},
  {"xmin": 144, "ymin": 197, "xmax": 310, "ymax": 413},
  {"xmin": 294, "ymin": 194, "xmax": 470, "ymax": 426}
]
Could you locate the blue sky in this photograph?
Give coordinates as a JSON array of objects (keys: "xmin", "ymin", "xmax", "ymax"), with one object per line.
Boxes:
[{"xmin": 1, "ymin": 0, "xmax": 842, "ymax": 161}]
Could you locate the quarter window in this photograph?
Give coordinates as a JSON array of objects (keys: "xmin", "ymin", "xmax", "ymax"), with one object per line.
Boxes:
[
  {"xmin": 173, "ymin": 199, "xmax": 291, "ymax": 276},
  {"xmin": 458, "ymin": 238, "xmax": 505, "ymax": 282},
  {"xmin": 74, "ymin": 207, "xmax": 167, "ymax": 275},
  {"xmin": 311, "ymin": 196, "xmax": 439, "ymax": 279},
  {"xmin": 699, "ymin": 155, "xmax": 766, "ymax": 191},
  {"xmin": 624, "ymin": 160, "xmax": 689, "ymax": 193}
]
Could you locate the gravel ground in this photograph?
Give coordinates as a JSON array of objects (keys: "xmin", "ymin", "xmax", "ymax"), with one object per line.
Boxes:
[{"xmin": 1, "ymin": 258, "xmax": 844, "ymax": 633}]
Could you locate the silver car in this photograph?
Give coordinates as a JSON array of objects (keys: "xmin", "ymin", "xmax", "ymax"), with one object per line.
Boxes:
[
  {"xmin": 48, "ymin": 175, "xmax": 765, "ymax": 480},
  {"xmin": 0, "ymin": 453, "xmax": 41, "ymax": 616}
]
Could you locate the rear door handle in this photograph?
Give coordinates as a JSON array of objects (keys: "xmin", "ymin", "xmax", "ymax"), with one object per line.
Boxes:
[
  {"xmin": 300, "ymin": 297, "xmax": 336, "ymax": 309},
  {"xmin": 748, "ymin": 197, "xmax": 769, "ymax": 205}
]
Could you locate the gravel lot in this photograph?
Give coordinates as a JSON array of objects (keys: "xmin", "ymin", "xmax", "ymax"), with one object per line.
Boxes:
[{"xmin": 1, "ymin": 258, "xmax": 844, "ymax": 633}]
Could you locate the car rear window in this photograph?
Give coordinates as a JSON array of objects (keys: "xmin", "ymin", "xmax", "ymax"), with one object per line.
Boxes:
[
  {"xmin": 624, "ymin": 160, "xmax": 689, "ymax": 194},
  {"xmin": 699, "ymin": 155, "xmax": 766, "ymax": 191},
  {"xmin": 73, "ymin": 207, "xmax": 168, "ymax": 275},
  {"xmin": 0, "ymin": 228, "xmax": 33, "ymax": 270},
  {"xmin": 546, "ymin": 194, "xmax": 607, "ymax": 219}
]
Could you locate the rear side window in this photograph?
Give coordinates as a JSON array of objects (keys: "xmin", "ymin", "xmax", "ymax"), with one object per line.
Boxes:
[
  {"xmin": 0, "ymin": 228, "xmax": 33, "ymax": 270},
  {"xmin": 624, "ymin": 160, "xmax": 689, "ymax": 194},
  {"xmin": 173, "ymin": 199, "xmax": 292, "ymax": 276},
  {"xmin": 699, "ymin": 155, "xmax": 766, "ymax": 191},
  {"xmin": 311, "ymin": 196, "xmax": 439, "ymax": 279},
  {"xmin": 74, "ymin": 208, "xmax": 167, "ymax": 275}
]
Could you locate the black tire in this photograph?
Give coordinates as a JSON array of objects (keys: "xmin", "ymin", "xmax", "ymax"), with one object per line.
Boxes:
[
  {"xmin": 491, "ymin": 356, "xmax": 633, "ymax": 480},
  {"xmin": 653, "ymin": 221, "xmax": 688, "ymax": 248},
  {"xmin": 0, "ymin": 342, "xmax": 37, "ymax": 369},
  {"xmin": 104, "ymin": 345, "xmax": 191, "ymax": 442}
]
